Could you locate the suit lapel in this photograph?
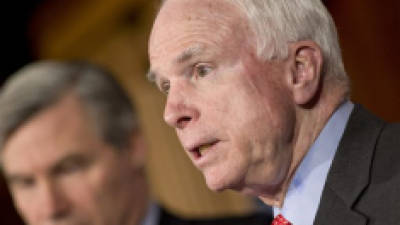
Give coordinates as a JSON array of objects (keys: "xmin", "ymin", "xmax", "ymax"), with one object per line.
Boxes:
[{"xmin": 314, "ymin": 105, "xmax": 385, "ymax": 225}]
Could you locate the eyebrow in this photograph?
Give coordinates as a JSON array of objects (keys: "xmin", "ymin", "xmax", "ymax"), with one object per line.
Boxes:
[
  {"xmin": 6, "ymin": 173, "xmax": 31, "ymax": 185},
  {"xmin": 53, "ymin": 153, "xmax": 88, "ymax": 167},
  {"xmin": 175, "ymin": 45, "xmax": 204, "ymax": 63},
  {"xmin": 146, "ymin": 70, "xmax": 157, "ymax": 82},
  {"xmin": 146, "ymin": 45, "xmax": 205, "ymax": 83},
  {"xmin": 5, "ymin": 152, "xmax": 90, "ymax": 183}
]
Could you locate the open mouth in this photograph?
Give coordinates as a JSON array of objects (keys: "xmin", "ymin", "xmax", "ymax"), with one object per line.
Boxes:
[{"xmin": 190, "ymin": 140, "xmax": 219, "ymax": 159}]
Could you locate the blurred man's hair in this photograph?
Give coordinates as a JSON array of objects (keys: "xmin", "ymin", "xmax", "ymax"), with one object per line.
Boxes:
[{"xmin": 0, "ymin": 61, "xmax": 138, "ymax": 152}]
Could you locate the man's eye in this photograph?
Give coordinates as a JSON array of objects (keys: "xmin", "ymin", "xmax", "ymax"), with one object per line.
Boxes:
[
  {"xmin": 160, "ymin": 80, "xmax": 170, "ymax": 94},
  {"xmin": 194, "ymin": 64, "xmax": 212, "ymax": 78}
]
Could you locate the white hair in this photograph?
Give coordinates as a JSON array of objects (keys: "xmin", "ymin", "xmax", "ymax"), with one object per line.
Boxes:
[{"xmin": 228, "ymin": 0, "xmax": 348, "ymax": 83}]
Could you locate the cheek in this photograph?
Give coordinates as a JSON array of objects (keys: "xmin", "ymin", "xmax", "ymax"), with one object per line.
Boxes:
[
  {"xmin": 62, "ymin": 163, "xmax": 120, "ymax": 214},
  {"xmin": 236, "ymin": 73, "xmax": 294, "ymax": 140},
  {"xmin": 217, "ymin": 76, "xmax": 295, "ymax": 161},
  {"xmin": 12, "ymin": 193, "xmax": 37, "ymax": 222},
  {"xmin": 60, "ymin": 174, "xmax": 99, "ymax": 212},
  {"xmin": 89, "ymin": 161, "xmax": 131, "ymax": 213}
]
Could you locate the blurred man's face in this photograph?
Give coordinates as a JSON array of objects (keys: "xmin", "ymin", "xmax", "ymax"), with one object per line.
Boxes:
[
  {"xmin": 1, "ymin": 94, "xmax": 146, "ymax": 225},
  {"xmin": 149, "ymin": 0, "xmax": 296, "ymax": 196}
]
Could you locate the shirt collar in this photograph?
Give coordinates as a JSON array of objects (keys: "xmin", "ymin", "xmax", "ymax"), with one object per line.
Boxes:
[
  {"xmin": 273, "ymin": 101, "xmax": 354, "ymax": 225},
  {"xmin": 140, "ymin": 202, "xmax": 161, "ymax": 225}
]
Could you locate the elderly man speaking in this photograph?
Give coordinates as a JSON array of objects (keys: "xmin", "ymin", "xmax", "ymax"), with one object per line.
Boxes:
[{"xmin": 147, "ymin": 0, "xmax": 400, "ymax": 224}]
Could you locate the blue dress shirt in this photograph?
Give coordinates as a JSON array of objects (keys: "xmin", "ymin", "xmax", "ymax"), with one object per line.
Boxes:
[
  {"xmin": 141, "ymin": 202, "xmax": 161, "ymax": 225},
  {"xmin": 273, "ymin": 101, "xmax": 354, "ymax": 225}
]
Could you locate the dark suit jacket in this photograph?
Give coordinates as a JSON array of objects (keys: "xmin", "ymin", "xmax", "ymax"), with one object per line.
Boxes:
[
  {"xmin": 314, "ymin": 104, "xmax": 400, "ymax": 225},
  {"xmin": 158, "ymin": 207, "xmax": 272, "ymax": 225}
]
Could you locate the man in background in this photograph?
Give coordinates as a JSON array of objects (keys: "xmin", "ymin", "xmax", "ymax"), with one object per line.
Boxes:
[
  {"xmin": 147, "ymin": 0, "xmax": 400, "ymax": 224},
  {"xmin": 0, "ymin": 61, "xmax": 270, "ymax": 225}
]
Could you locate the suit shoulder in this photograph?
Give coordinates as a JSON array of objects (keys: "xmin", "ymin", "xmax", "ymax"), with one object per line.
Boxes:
[
  {"xmin": 352, "ymin": 122, "xmax": 400, "ymax": 223},
  {"xmin": 376, "ymin": 122, "xmax": 400, "ymax": 151}
]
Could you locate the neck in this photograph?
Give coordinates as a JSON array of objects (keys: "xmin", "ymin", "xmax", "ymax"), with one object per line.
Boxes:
[{"xmin": 260, "ymin": 82, "xmax": 348, "ymax": 207}]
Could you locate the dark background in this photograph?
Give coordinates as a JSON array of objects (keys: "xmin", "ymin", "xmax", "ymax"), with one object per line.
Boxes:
[{"xmin": 1, "ymin": 1, "xmax": 41, "ymax": 85}]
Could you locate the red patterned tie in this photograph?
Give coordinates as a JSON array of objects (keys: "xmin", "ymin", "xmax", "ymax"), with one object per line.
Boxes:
[{"xmin": 271, "ymin": 214, "xmax": 292, "ymax": 225}]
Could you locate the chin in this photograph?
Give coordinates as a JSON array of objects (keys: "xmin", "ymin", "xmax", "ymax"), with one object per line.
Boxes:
[
  {"xmin": 203, "ymin": 167, "xmax": 245, "ymax": 193},
  {"xmin": 205, "ymin": 178, "xmax": 227, "ymax": 192}
]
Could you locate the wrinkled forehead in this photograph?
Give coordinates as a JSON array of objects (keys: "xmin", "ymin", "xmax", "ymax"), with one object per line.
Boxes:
[{"xmin": 148, "ymin": 0, "xmax": 251, "ymax": 73}]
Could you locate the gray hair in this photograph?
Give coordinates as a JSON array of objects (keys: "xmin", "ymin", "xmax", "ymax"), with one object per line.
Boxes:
[
  {"xmin": 229, "ymin": 0, "xmax": 348, "ymax": 83},
  {"xmin": 160, "ymin": 0, "xmax": 348, "ymax": 85},
  {"xmin": 0, "ymin": 61, "xmax": 138, "ymax": 151}
]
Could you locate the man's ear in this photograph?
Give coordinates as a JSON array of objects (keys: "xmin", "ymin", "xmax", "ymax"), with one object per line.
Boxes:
[
  {"xmin": 287, "ymin": 41, "xmax": 323, "ymax": 106},
  {"xmin": 127, "ymin": 132, "xmax": 147, "ymax": 170}
]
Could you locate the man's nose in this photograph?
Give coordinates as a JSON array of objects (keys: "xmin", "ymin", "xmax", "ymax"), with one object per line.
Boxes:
[
  {"xmin": 37, "ymin": 180, "xmax": 70, "ymax": 221},
  {"xmin": 163, "ymin": 85, "xmax": 199, "ymax": 129}
]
